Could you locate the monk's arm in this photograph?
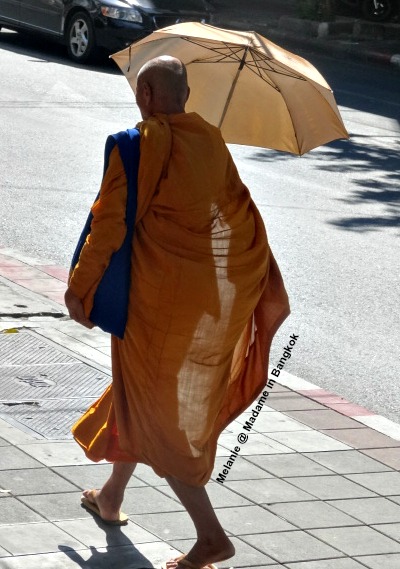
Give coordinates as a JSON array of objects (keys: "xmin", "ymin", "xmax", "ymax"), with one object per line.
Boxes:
[{"xmin": 67, "ymin": 145, "xmax": 127, "ymax": 316}]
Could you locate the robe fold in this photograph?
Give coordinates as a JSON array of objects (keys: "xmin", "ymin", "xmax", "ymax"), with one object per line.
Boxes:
[{"xmin": 69, "ymin": 112, "xmax": 290, "ymax": 486}]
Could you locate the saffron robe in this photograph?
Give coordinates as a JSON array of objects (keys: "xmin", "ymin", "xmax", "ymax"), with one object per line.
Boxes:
[{"xmin": 69, "ymin": 112, "xmax": 290, "ymax": 486}]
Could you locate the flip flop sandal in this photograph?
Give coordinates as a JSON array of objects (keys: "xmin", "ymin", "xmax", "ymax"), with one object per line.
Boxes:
[{"xmin": 81, "ymin": 489, "xmax": 128, "ymax": 526}]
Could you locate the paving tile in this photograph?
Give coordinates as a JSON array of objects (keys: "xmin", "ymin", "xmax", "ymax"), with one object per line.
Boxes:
[
  {"xmin": 213, "ymin": 505, "xmax": 295, "ymax": 534},
  {"xmin": 0, "ymin": 420, "xmax": 37, "ymax": 445},
  {"xmin": 0, "ymin": 546, "xmax": 10, "ymax": 557},
  {"xmin": 133, "ymin": 463, "xmax": 169, "ymax": 486},
  {"xmin": 246, "ymin": 453, "xmax": 334, "ymax": 477},
  {"xmin": 285, "ymin": 410, "xmax": 366, "ymax": 430},
  {"xmin": 55, "ymin": 518, "xmax": 159, "ymax": 547},
  {"xmin": 36, "ymin": 265, "xmax": 69, "ymax": 282},
  {"xmin": 321, "ymin": 429, "xmax": 400, "ymax": 449},
  {"xmin": 0, "ymin": 522, "xmax": 85, "ymax": 555},
  {"xmin": 0, "ymin": 255, "xmax": 26, "ymax": 267},
  {"xmin": 371, "ymin": 523, "xmax": 400, "ymax": 542},
  {"xmin": 0, "ymin": 543, "xmax": 163, "ymax": 568},
  {"xmin": 0, "ymin": 266, "xmax": 48, "ymax": 279},
  {"xmin": 212, "ymin": 456, "xmax": 275, "ymax": 481},
  {"xmin": 53, "ymin": 464, "xmax": 147, "ymax": 489},
  {"xmin": 354, "ymin": 553, "xmax": 400, "ymax": 569},
  {"xmin": 20, "ymin": 491, "xmax": 88, "ymax": 521},
  {"xmin": 266, "ymin": 431, "xmax": 351, "ymax": 453},
  {"xmin": 304, "ymin": 450, "xmax": 392, "ymax": 474},
  {"xmin": 264, "ymin": 393, "xmax": 326, "ymax": 411},
  {"xmin": 9, "ymin": 541, "xmax": 178, "ymax": 569},
  {"xmin": 287, "ymin": 475, "xmax": 377, "ymax": 500},
  {"xmin": 269, "ymin": 383, "xmax": 290, "ymax": 392},
  {"xmin": 17, "ymin": 442, "xmax": 93, "ymax": 467},
  {"xmin": 297, "ymin": 390, "xmax": 349, "ymax": 406},
  {"xmin": 131, "ymin": 511, "xmax": 197, "ymax": 541},
  {"xmin": 13, "ymin": 278, "xmax": 67, "ymax": 293},
  {"xmin": 240, "ymin": 411, "xmax": 312, "ymax": 433},
  {"xmin": 243, "ymin": 397, "xmax": 275, "ymax": 413},
  {"xmin": 285, "ymin": 559, "xmax": 367, "ymax": 569},
  {"xmin": 135, "ymin": 541, "xmax": 186, "ymax": 568},
  {"xmin": 242, "ymin": 530, "xmax": 343, "ymax": 563},
  {"xmin": 328, "ymin": 403, "xmax": 375, "ymax": 415},
  {"xmin": 327, "ymin": 498, "xmax": 400, "ymax": 524},
  {"xmin": 347, "ymin": 416, "xmax": 400, "ymax": 441},
  {"xmin": 0, "ymin": 496, "xmax": 44, "ymax": 524},
  {"xmin": 389, "ymin": 496, "xmax": 400, "ymax": 505},
  {"xmin": 169, "ymin": 536, "xmax": 277, "ymax": 568},
  {"xmin": 345, "ymin": 472, "xmax": 400, "ymax": 496},
  {"xmin": 267, "ymin": 500, "xmax": 360, "ymax": 529},
  {"xmin": 0, "ymin": 437, "xmax": 10, "ymax": 447},
  {"xmin": 309, "ymin": 526, "xmax": 400, "ymax": 556},
  {"xmin": 224, "ymin": 478, "xmax": 317, "ymax": 504},
  {"xmin": 0, "ymin": 468, "xmax": 79, "ymax": 495},
  {"xmin": 0, "ymin": 446, "xmax": 43, "ymax": 470},
  {"xmin": 361, "ymin": 448, "xmax": 400, "ymax": 470},
  {"xmin": 218, "ymin": 433, "xmax": 293, "ymax": 455},
  {"xmin": 122, "ymin": 487, "xmax": 186, "ymax": 515},
  {"xmin": 161, "ymin": 481, "xmax": 252, "ymax": 508}
]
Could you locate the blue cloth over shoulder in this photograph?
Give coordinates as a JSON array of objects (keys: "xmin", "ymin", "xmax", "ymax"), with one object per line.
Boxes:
[{"xmin": 70, "ymin": 128, "xmax": 140, "ymax": 339}]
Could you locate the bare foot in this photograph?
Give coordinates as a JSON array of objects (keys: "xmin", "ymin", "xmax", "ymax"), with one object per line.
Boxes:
[
  {"xmin": 171, "ymin": 533, "xmax": 235, "ymax": 568},
  {"xmin": 82, "ymin": 488, "xmax": 125, "ymax": 523}
]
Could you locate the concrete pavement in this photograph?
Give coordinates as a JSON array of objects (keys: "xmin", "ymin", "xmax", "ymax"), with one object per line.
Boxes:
[{"xmin": 1, "ymin": 247, "xmax": 400, "ymax": 568}]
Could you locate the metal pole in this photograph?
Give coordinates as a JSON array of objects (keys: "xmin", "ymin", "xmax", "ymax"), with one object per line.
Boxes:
[{"xmin": 218, "ymin": 44, "xmax": 249, "ymax": 130}]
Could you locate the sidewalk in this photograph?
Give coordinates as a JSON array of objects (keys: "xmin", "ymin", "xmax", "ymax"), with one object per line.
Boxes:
[
  {"xmin": 1, "ymin": 246, "xmax": 400, "ymax": 569},
  {"xmin": 211, "ymin": 0, "xmax": 400, "ymax": 69}
]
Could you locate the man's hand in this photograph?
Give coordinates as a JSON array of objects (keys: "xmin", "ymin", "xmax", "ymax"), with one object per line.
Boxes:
[{"xmin": 64, "ymin": 288, "xmax": 94, "ymax": 329}]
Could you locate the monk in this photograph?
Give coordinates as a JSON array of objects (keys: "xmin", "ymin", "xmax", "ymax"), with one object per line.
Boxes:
[{"xmin": 65, "ymin": 55, "xmax": 290, "ymax": 569}]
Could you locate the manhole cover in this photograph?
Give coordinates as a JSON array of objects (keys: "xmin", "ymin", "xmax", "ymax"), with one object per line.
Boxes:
[{"xmin": 0, "ymin": 329, "xmax": 111, "ymax": 439}]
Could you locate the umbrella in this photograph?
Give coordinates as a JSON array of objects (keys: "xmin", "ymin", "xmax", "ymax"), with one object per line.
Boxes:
[{"xmin": 111, "ymin": 22, "xmax": 348, "ymax": 155}]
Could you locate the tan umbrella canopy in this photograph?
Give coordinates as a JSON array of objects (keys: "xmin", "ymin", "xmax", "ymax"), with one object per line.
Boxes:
[{"xmin": 112, "ymin": 22, "xmax": 348, "ymax": 155}]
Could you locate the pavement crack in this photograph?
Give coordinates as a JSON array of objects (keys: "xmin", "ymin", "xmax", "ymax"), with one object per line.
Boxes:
[{"xmin": 0, "ymin": 312, "xmax": 66, "ymax": 318}]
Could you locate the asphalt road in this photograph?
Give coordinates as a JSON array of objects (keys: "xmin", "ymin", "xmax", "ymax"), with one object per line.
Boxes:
[{"xmin": 0, "ymin": 29, "xmax": 399, "ymax": 422}]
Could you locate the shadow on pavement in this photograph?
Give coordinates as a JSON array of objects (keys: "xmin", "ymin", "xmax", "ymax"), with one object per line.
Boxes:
[
  {"xmin": 58, "ymin": 519, "xmax": 154, "ymax": 568},
  {"xmin": 248, "ymin": 136, "xmax": 400, "ymax": 232},
  {"xmin": 0, "ymin": 29, "xmax": 119, "ymax": 75},
  {"xmin": 324, "ymin": 137, "xmax": 400, "ymax": 231}
]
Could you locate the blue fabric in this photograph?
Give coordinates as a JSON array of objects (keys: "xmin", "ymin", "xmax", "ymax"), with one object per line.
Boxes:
[{"xmin": 70, "ymin": 128, "xmax": 140, "ymax": 339}]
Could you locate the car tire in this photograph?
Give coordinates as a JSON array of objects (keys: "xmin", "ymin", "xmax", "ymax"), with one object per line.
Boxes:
[
  {"xmin": 66, "ymin": 11, "xmax": 96, "ymax": 63},
  {"xmin": 361, "ymin": 0, "xmax": 393, "ymax": 21}
]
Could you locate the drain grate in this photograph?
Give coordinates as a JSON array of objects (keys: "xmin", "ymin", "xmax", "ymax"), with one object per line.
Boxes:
[
  {"xmin": 0, "ymin": 330, "xmax": 111, "ymax": 439},
  {"xmin": 0, "ymin": 332, "xmax": 75, "ymax": 366},
  {"xmin": 0, "ymin": 397, "xmax": 97, "ymax": 439}
]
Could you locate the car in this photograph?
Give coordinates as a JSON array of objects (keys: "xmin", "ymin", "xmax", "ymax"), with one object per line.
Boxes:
[
  {"xmin": 0, "ymin": 0, "xmax": 214, "ymax": 63},
  {"xmin": 337, "ymin": 0, "xmax": 398, "ymax": 22}
]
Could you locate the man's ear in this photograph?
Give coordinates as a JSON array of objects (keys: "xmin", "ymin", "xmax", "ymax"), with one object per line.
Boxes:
[
  {"xmin": 185, "ymin": 86, "xmax": 190, "ymax": 103},
  {"xmin": 143, "ymin": 81, "xmax": 152, "ymax": 104}
]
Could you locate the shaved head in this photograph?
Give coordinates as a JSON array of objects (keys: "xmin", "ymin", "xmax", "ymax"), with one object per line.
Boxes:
[{"xmin": 135, "ymin": 56, "xmax": 190, "ymax": 119}]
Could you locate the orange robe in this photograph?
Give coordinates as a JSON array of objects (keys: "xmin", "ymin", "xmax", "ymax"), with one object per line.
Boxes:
[{"xmin": 69, "ymin": 112, "xmax": 290, "ymax": 486}]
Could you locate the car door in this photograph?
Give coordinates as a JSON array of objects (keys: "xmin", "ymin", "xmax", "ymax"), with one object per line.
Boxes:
[
  {"xmin": 0, "ymin": 0, "xmax": 21, "ymax": 24},
  {"xmin": 19, "ymin": 0, "xmax": 64, "ymax": 35}
]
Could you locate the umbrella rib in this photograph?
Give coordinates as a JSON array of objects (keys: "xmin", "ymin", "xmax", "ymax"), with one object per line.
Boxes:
[
  {"xmin": 185, "ymin": 38, "xmax": 245, "ymax": 63},
  {"xmin": 218, "ymin": 45, "xmax": 250, "ymax": 129}
]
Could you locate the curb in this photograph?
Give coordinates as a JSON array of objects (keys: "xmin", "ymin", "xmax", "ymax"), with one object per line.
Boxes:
[
  {"xmin": 268, "ymin": 27, "xmax": 400, "ymax": 69},
  {"xmin": 214, "ymin": 16, "xmax": 400, "ymax": 69},
  {"xmin": 278, "ymin": 370, "xmax": 400, "ymax": 442},
  {"xmin": 2, "ymin": 247, "xmax": 400, "ymax": 446},
  {"xmin": 0, "ymin": 246, "xmax": 68, "ymax": 308}
]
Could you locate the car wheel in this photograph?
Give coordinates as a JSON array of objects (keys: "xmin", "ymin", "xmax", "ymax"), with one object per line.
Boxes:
[
  {"xmin": 361, "ymin": 0, "xmax": 393, "ymax": 21},
  {"xmin": 66, "ymin": 11, "xmax": 95, "ymax": 63}
]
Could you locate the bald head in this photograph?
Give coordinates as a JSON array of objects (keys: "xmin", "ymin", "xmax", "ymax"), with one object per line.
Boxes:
[{"xmin": 135, "ymin": 56, "xmax": 190, "ymax": 119}]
